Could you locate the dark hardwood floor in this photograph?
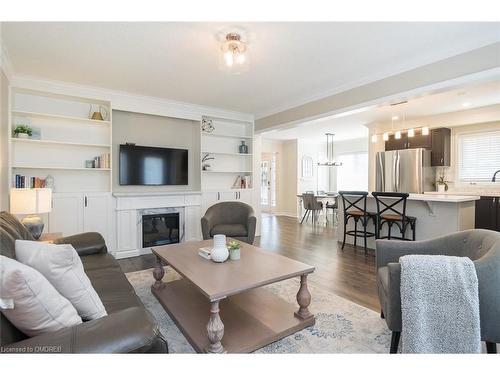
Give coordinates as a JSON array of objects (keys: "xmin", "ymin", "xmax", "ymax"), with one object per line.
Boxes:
[{"xmin": 118, "ymin": 214, "xmax": 380, "ymax": 312}]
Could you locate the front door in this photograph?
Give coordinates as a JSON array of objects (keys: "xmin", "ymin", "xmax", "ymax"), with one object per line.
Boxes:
[{"xmin": 260, "ymin": 153, "xmax": 276, "ymax": 212}]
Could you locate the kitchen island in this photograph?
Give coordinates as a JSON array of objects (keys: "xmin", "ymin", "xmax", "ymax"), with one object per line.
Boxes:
[{"xmin": 337, "ymin": 193, "xmax": 480, "ymax": 250}]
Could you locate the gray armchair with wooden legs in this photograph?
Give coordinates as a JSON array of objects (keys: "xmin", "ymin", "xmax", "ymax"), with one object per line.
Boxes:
[{"xmin": 376, "ymin": 229, "xmax": 500, "ymax": 354}]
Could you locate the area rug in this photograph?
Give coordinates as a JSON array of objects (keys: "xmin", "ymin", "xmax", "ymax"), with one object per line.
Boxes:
[{"xmin": 125, "ymin": 268, "xmax": 391, "ymax": 353}]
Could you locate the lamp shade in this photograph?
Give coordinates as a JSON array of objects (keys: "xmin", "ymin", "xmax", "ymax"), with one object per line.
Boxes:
[{"xmin": 10, "ymin": 188, "xmax": 52, "ymax": 215}]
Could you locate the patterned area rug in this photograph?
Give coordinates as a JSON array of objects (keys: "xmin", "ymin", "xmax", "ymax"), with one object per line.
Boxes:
[{"xmin": 125, "ymin": 268, "xmax": 391, "ymax": 353}]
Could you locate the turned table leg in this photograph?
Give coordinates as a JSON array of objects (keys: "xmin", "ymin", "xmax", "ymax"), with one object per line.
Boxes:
[
  {"xmin": 295, "ymin": 274, "xmax": 313, "ymax": 320},
  {"xmin": 206, "ymin": 300, "xmax": 226, "ymax": 353},
  {"xmin": 152, "ymin": 254, "xmax": 165, "ymax": 290}
]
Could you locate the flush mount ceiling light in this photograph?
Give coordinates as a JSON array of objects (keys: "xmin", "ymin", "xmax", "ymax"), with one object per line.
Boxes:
[{"xmin": 220, "ymin": 32, "xmax": 248, "ymax": 74}]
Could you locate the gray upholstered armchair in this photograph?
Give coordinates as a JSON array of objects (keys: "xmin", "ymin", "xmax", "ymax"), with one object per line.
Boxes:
[
  {"xmin": 376, "ymin": 229, "xmax": 500, "ymax": 354},
  {"xmin": 201, "ymin": 202, "xmax": 257, "ymax": 244}
]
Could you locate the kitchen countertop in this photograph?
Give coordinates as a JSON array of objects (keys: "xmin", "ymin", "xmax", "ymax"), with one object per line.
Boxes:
[
  {"xmin": 365, "ymin": 193, "xmax": 480, "ymax": 203},
  {"xmin": 424, "ymin": 191, "xmax": 500, "ymax": 198}
]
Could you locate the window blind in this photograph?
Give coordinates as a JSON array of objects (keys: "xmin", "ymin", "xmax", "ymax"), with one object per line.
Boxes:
[{"xmin": 458, "ymin": 131, "xmax": 500, "ymax": 183}]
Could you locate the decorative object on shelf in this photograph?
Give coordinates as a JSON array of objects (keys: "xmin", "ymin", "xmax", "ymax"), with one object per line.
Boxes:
[
  {"xmin": 201, "ymin": 118, "xmax": 215, "ymax": 133},
  {"xmin": 45, "ymin": 174, "xmax": 55, "ymax": 191},
  {"xmin": 202, "ymin": 153, "xmax": 215, "ymax": 171},
  {"xmin": 89, "ymin": 104, "xmax": 109, "ymax": 121},
  {"xmin": 10, "ymin": 188, "xmax": 52, "ymax": 240},
  {"xmin": 228, "ymin": 241, "xmax": 241, "ymax": 260},
  {"xmin": 211, "ymin": 234, "xmax": 229, "ymax": 263},
  {"xmin": 435, "ymin": 171, "xmax": 452, "ymax": 193},
  {"xmin": 14, "ymin": 175, "xmax": 47, "ymax": 189},
  {"xmin": 219, "ymin": 32, "xmax": 249, "ymax": 74},
  {"xmin": 239, "ymin": 140, "xmax": 248, "ymax": 154},
  {"xmin": 232, "ymin": 175, "xmax": 242, "ymax": 189},
  {"xmin": 13, "ymin": 124, "xmax": 32, "ymax": 139},
  {"xmin": 85, "ymin": 160, "xmax": 95, "ymax": 169}
]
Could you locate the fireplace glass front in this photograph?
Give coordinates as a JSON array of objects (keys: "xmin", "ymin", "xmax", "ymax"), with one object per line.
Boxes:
[{"xmin": 142, "ymin": 212, "xmax": 180, "ymax": 248}]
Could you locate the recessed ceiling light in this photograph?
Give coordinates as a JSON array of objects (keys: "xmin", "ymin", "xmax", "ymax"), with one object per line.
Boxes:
[
  {"xmin": 392, "ymin": 116, "xmax": 399, "ymax": 121},
  {"xmin": 462, "ymin": 102, "xmax": 471, "ymax": 107}
]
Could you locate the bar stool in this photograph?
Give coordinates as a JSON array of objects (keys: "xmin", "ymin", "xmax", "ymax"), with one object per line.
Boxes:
[
  {"xmin": 338, "ymin": 191, "xmax": 377, "ymax": 255},
  {"xmin": 372, "ymin": 192, "xmax": 416, "ymax": 241}
]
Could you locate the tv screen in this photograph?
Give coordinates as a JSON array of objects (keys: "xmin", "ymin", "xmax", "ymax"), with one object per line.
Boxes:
[{"xmin": 119, "ymin": 144, "xmax": 188, "ymax": 185}]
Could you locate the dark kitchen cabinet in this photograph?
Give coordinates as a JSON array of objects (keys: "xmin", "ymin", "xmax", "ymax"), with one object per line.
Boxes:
[
  {"xmin": 384, "ymin": 127, "xmax": 451, "ymax": 167},
  {"xmin": 385, "ymin": 133, "xmax": 408, "ymax": 151},
  {"xmin": 431, "ymin": 128, "xmax": 451, "ymax": 167},
  {"xmin": 406, "ymin": 129, "xmax": 432, "ymax": 149},
  {"xmin": 475, "ymin": 196, "xmax": 500, "ymax": 231}
]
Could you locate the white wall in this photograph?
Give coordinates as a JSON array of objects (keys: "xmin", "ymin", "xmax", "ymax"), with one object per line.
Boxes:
[
  {"xmin": 112, "ymin": 110, "xmax": 201, "ymax": 193},
  {"xmin": 0, "ymin": 69, "xmax": 9, "ymax": 211},
  {"xmin": 262, "ymin": 138, "xmax": 298, "ymax": 217}
]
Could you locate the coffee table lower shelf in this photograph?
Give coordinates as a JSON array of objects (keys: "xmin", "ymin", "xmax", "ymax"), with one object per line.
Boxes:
[{"xmin": 152, "ymin": 278, "xmax": 315, "ymax": 353}]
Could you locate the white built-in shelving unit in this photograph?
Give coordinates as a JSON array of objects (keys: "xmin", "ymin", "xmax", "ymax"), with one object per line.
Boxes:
[
  {"xmin": 9, "ymin": 87, "xmax": 112, "ymax": 193},
  {"xmin": 200, "ymin": 117, "xmax": 254, "ymax": 192}
]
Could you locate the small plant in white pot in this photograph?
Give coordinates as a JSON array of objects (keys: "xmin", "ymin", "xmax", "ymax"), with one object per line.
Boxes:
[
  {"xmin": 13, "ymin": 125, "xmax": 32, "ymax": 139},
  {"xmin": 435, "ymin": 175, "xmax": 452, "ymax": 193},
  {"xmin": 228, "ymin": 241, "xmax": 241, "ymax": 260}
]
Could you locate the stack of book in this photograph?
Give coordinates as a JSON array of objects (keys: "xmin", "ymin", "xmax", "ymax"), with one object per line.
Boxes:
[
  {"xmin": 93, "ymin": 153, "xmax": 110, "ymax": 169},
  {"xmin": 14, "ymin": 175, "xmax": 46, "ymax": 188}
]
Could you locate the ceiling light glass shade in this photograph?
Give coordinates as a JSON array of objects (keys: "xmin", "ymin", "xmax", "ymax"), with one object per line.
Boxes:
[
  {"xmin": 392, "ymin": 116, "xmax": 399, "ymax": 121},
  {"xmin": 422, "ymin": 127, "xmax": 429, "ymax": 136},
  {"xmin": 371, "ymin": 134, "xmax": 378, "ymax": 143},
  {"xmin": 408, "ymin": 128, "xmax": 415, "ymax": 137},
  {"xmin": 220, "ymin": 33, "xmax": 249, "ymax": 74},
  {"xmin": 395, "ymin": 131, "xmax": 401, "ymax": 140},
  {"xmin": 383, "ymin": 133, "xmax": 389, "ymax": 141}
]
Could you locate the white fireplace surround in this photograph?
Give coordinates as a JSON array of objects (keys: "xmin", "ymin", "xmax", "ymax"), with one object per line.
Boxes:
[{"xmin": 113, "ymin": 192, "xmax": 202, "ymax": 259}]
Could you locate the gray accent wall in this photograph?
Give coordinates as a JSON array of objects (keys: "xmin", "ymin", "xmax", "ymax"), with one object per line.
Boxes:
[{"xmin": 112, "ymin": 110, "xmax": 201, "ymax": 193}]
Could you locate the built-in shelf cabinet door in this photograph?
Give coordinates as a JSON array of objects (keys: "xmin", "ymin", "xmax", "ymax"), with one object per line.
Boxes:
[
  {"xmin": 49, "ymin": 193, "xmax": 84, "ymax": 237},
  {"xmin": 116, "ymin": 210, "xmax": 137, "ymax": 252},
  {"xmin": 83, "ymin": 193, "xmax": 111, "ymax": 244},
  {"xmin": 48, "ymin": 192, "xmax": 110, "ymax": 242}
]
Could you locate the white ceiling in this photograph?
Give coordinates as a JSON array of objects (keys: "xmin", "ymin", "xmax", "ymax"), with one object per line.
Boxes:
[
  {"xmin": 262, "ymin": 78, "xmax": 500, "ymax": 141},
  {"xmin": 2, "ymin": 22, "xmax": 500, "ymax": 117}
]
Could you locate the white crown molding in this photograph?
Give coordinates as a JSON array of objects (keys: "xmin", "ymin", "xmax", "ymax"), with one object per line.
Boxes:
[
  {"xmin": 255, "ymin": 41, "xmax": 500, "ymax": 120},
  {"xmin": 10, "ymin": 74, "xmax": 254, "ymax": 123}
]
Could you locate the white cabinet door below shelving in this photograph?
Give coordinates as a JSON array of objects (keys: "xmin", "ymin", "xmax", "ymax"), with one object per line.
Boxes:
[
  {"xmin": 83, "ymin": 193, "xmax": 110, "ymax": 244},
  {"xmin": 48, "ymin": 193, "xmax": 84, "ymax": 237}
]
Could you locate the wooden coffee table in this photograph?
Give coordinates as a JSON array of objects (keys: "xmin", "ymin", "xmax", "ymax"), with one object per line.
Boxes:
[{"xmin": 151, "ymin": 239, "xmax": 315, "ymax": 353}]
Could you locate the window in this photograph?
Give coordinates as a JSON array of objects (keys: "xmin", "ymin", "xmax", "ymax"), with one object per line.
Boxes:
[
  {"xmin": 336, "ymin": 152, "xmax": 368, "ymax": 191},
  {"xmin": 458, "ymin": 131, "xmax": 500, "ymax": 183}
]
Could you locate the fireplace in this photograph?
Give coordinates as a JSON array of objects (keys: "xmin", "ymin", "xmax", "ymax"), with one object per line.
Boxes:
[{"xmin": 140, "ymin": 208, "xmax": 184, "ymax": 248}]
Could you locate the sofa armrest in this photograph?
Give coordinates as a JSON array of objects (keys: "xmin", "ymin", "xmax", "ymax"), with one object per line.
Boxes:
[
  {"xmin": 3, "ymin": 307, "xmax": 167, "ymax": 354},
  {"xmin": 247, "ymin": 215, "xmax": 257, "ymax": 244},
  {"xmin": 201, "ymin": 215, "xmax": 212, "ymax": 240},
  {"xmin": 53, "ymin": 232, "xmax": 106, "ymax": 256}
]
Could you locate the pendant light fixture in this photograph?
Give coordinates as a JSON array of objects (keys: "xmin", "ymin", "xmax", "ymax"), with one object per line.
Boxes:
[{"xmin": 318, "ymin": 133, "xmax": 342, "ymax": 167}]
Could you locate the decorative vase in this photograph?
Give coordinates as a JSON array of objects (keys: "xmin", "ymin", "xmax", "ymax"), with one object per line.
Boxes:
[
  {"xmin": 45, "ymin": 175, "xmax": 55, "ymax": 191},
  {"xmin": 229, "ymin": 248, "xmax": 241, "ymax": 260},
  {"xmin": 437, "ymin": 184, "xmax": 446, "ymax": 193},
  {"xmin": 211, "ymin": 234, "xmax": 229, "ymax": 263},
  {"xmin": 239, "ymin": 140, "xmax": 248, "ymax": 154}
]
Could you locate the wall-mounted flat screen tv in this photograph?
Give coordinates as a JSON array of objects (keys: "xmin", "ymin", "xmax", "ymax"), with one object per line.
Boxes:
[{"xmin": 119, "ymin": 144, "xmax": 188, "ymax": 185}]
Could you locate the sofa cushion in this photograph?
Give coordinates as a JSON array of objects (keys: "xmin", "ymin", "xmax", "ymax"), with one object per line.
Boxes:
[
  {"xmin": 211, "ymin": 224, "xmax": 248, "ymax": 237},
  {"xmin": 0, "ymin": 255, "xmax": 82, "ymax": 337},
  {"xmin": 0, "ymin": 211, "xmax": 34, "ymax": 259},
  {"xmin": 15, "ymin": 240, "xmax": 107, "ymax": 321},
  {"xmin": 84, "ymin": 266, "xmax": 143, "ymax": 314}
]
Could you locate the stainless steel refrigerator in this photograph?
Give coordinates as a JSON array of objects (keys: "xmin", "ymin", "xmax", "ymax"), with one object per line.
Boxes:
[{"xmin": 375, "ymin": 148, "xmax": 435, "ymax": 193}]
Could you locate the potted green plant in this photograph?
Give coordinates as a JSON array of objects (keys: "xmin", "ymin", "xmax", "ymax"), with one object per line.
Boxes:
[
  {"xmin": 228, "ymin": 240, "xmax": 241, "ymax": 260},
  {"xmin": 13, "ymin": 125, "xmax": 32, "ymax": 139},
  {"xmin": 435, "ymin": 174, "xmax": 452, "ymax": 193}
]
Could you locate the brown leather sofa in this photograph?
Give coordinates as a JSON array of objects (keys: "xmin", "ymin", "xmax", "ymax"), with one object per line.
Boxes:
[{"xmin": 0, "ymin": 211, "xmax": 168, "ymax": 353}]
